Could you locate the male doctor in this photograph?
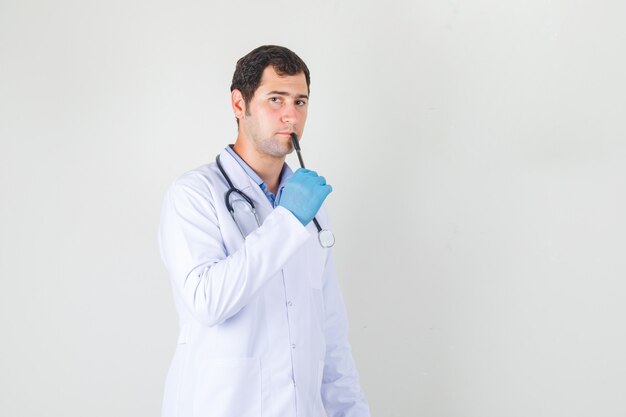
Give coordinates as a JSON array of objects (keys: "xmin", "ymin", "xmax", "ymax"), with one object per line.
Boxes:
[{"xmin": 159, "ymin": 45, "xmax": 370, "ymax": 417}]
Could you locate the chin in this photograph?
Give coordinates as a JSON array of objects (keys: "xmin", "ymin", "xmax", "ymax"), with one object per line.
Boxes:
[
  {"xmin": 272, "ymin": 147, "xmax": 294, "ymax": 158},
  {"xmin": 260, "ymin": 139, "xmax": 294, "ymax": 158}
]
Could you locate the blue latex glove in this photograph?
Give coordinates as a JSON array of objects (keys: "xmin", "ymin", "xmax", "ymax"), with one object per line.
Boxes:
[{"xmin": 279, "ymin": 168, "xmax": 332, "ymax": 226}]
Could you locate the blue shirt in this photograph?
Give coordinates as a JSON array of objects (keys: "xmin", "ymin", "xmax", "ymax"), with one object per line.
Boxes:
[{"xmin": 226, "ymin": 145, "xmax": 291, "ymax": 207}]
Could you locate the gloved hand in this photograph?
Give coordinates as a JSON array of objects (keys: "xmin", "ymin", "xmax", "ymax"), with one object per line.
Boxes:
[{"xmin": 279, "ymin": 168, "xmax": 332, "ymax": 226}]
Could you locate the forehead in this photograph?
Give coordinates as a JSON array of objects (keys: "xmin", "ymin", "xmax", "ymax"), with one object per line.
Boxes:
[{"xmin": 255, "ymin": 66, "xmax": 308, "ymax": 95}]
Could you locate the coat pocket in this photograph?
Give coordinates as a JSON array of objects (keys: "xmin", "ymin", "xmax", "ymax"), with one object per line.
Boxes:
[{"xmin": 192, "ymin": 357, "xmax": 262, "ymax": 417}]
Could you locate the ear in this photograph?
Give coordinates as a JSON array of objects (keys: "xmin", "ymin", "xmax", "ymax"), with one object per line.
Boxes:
[{"xmin": 231, "ymin": 89, "xmax": 246, "ymax": 120}]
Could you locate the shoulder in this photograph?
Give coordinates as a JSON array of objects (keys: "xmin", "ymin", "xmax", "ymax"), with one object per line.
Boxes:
[{"xmin": 165, "ymin": 162, "xmax": 223, "ymax": 208}]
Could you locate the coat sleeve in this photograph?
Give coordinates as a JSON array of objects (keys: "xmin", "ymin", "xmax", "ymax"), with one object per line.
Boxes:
[
  {"xmin": 320, "ymin": 250, "xmax": 371, "ymax": 417},
  {"xmin": 158, "ymin": 172, "xmax": 311, "ymax": 327}
]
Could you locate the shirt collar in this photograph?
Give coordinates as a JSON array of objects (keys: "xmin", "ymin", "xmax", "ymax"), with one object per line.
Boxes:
[
  {"xmin": 226, "ymin": 145, "xmax": 264, "ymax": 187},
  {"xmin": 225, "ymin": 145, "xmax": 293, "ymax": 206}
]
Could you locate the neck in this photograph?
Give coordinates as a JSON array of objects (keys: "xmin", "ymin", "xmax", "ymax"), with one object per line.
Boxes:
[{"xmin": 232, "ymin": 140, "xmax": 284, "ymax": 195}]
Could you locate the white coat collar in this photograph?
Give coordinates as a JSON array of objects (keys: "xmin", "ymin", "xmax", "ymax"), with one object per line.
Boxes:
[{"xmin": 216, "ymin": 148, "xmax": 254, "ymax": 194}]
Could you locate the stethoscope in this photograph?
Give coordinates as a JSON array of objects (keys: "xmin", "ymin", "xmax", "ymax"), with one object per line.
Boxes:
[{"xmin": 216, "ymin": 152, "xmax": 335, "ymax": 248}]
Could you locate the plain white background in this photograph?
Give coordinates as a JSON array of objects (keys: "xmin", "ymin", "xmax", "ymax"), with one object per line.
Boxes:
[{"xmin": 1, "ymin": 0, "xmax": 625, "ymax": 416}]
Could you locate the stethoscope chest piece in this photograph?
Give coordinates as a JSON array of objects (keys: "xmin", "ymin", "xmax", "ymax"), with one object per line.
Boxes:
[{"xmin": 318, "ymin": 229, "xmax": 335, "ymax": 248}]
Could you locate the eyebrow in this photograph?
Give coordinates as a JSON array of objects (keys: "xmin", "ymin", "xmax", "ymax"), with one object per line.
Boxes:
[{"xmin": 265, "ymin": 90, "xmax": 309, "ymax": 99}]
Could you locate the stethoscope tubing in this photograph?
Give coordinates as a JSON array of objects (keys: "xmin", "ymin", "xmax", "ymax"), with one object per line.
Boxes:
[{"xmin": 216, "ymin": 154, "xmax": 334, "ymax": 248}]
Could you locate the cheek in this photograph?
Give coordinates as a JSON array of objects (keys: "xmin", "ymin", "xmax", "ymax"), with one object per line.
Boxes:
[
  {"xmin": 259, "ymin": 108, "xmax": 281, "ymax": 126},
  {"xmin": 298, "ymin": 110, "xmax": 308, "ymax": 126}
]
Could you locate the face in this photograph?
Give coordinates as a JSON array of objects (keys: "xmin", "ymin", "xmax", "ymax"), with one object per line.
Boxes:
[{"xmin": 236, "ymin": 66, "xmax": 309, "ymax": 158}]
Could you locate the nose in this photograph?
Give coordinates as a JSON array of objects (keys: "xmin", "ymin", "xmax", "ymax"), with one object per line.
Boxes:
[{"xmin": 280, "ymin": 102, "xmax": 298, "ymax": 125}]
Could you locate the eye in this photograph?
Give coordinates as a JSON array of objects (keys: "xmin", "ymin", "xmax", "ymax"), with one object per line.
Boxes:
[
  {"xmin": 295, "ymin": 99, "xmax": 307, "ymax": 106},
  {"xmin": 269, "ymin": 97, "xmax": 281, "ymax": 103}
]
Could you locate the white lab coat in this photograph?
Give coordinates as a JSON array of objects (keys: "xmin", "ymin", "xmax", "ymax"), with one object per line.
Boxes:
[{"xmin": 158, "ymin": 149, "xmax": 370, "ymax": 417}]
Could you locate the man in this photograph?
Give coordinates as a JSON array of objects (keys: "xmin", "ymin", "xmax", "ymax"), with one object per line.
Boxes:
[{"xmin": 159, "ymin": 45, "xmax": 370, "ymax": 417}]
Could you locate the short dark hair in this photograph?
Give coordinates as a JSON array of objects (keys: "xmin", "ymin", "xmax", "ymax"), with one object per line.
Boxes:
[{"xmin": 230, "ymin": 45, "xmax": 311, "ymax": 111}]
